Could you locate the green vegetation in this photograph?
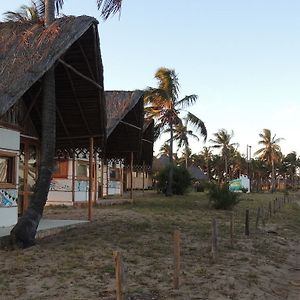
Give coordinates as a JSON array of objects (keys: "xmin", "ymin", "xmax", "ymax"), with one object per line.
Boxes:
[
  {"xmin": 156, "ymin": 165, "xmax": 192, "ymax": 195},
  {"xmin": 207, "ymin": 183, "xmax": 241, "ymax": 210}
]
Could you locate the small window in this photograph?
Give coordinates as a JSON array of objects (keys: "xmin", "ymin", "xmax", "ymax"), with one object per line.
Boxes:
[
  {"xmin": 110, "ymin": 168, "xmax": 120, "ymax": 181},
  {"xmin": 53, "ymin": 160, "xmax": 68, "ymax": 178},
  {"xmin": 0, "ymin": 152, "xmax": 16, "ymax": 188},
  {"xmin": 76, "ymin": 161, "xmax": 89, "ymax": 179}
]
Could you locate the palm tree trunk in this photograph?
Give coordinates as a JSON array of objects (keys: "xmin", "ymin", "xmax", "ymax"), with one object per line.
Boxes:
[
  {"xmin": 10, "ymin": 0, "xmax": 56, "ymax": 248},
  {"xmin": 166, "ymin": 122, "xmax": 173, "ymax": 196},
  {"xmin": 185, "ymin": 145, "xmax": 188, "ymax": 169},
  {"xmin": 224, "ymin": 155, "xmax": 228, "ymax": 182},
  {"xmin": 271, "ymin": 160, "xmax": 275, "ymax": 193}
]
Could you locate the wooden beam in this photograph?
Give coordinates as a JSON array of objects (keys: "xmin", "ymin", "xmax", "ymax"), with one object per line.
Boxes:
[
  {"xmin": 63, "ymin": 65, "xmax": 92, "ymax": 135},
  {"xmin": 22, "ymin": 87, "xmax": 42, "ymax": 126},
  {"xmin": 142, "ymin": 138, "xmax": 153, "ymax": 144},
  {"xmin": 59, "ymin": 59, "xmax": 103, "ymax": 90},
  {"xmin": 56, "ymin": 134, "xmax": 104, "ymax": 140},
  {"xmin": 77, "ymin": 41, "xmax": 96, "ymax": 81},
  {"xmin": 120, "ymin": 121, "xmax": 142, "ymax": 131}
]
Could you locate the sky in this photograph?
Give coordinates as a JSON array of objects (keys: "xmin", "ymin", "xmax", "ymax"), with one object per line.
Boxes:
[{"xmin": 1, "ymin": 0, "xmax": 300, "ymax": 158}]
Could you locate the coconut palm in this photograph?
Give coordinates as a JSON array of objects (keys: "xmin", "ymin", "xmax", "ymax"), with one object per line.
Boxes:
[
  {"xmin": 145, "ymin": 67, "xmax": 207, "ymax": 196},
  {"xmin": 254, "ymin": 129, "xmax": 283, "ymax": 192},
  {"xmin": 10, "ymin": 0, "xmax": 123, "ymax": 248},
  {"xmin": 209, "ymin": 129, "xmax": 238, "ymax": 181},
  {"xmin": 3, "ymin": 1, "xmax": 41, "ymax": 22},
  {"xmin": 165, "ymin": 117, "xmax": 203, "ymax": 168}
]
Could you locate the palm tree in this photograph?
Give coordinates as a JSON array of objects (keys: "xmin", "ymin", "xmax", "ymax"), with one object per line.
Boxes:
[
  {"xmin": 254, "ymin": 129, "xmax": 283, "ymax": 192},
  {"xmin": 10, "ymin": 0, "xmax": 123, "ymax": 248},
  {"xmin": 209, "ymin": 129, "xmax": 238, "ymax": 181},
  {"xmin": 145, "ymin": 67, "xmax": 207, "ymax": 196},
  {"xmin": 166, "ymin": 117, "xmax": 203, "ymax": 168},
  {"xmin": 3, "ymin": 1, "xmax": 41, "ymax": 22}
]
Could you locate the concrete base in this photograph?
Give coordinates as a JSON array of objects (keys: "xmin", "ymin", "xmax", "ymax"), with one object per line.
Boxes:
[
  {"xmin": 0, "ymin": 207, "xmax": 18, "ymax": 227},
  {"xmin": 0, "ymin": 219, "xmax": 88, "ymax": 241}
]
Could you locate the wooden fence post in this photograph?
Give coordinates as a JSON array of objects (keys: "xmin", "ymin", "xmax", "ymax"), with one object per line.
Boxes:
[
  {"xmin": 211, "ymin": 219, "xmax": 218, "ymax": 261},
  {"xmin": 245, "ymin": 209, "xmax": 250, "ymax": 236},
  {"xmin": 173, "ymin": 229, "xmax": 181, "ymax": 289},
  {"xmin": 269, "ymin": 202, "xmax": 272, "ymax": 218},
  {"xmin": 230, "ymin": 212, "xmax": 234, "ymax": 248},
  {"xmin": 114, "ymin": 251, "xmax": 125, "ymax": 300},
  {"xmin": 255, "ymin": 207, "xmax": 261, "ymax": 230}
]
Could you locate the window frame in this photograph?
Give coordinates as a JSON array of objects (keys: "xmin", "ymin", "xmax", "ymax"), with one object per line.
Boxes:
[{"xmin": 0, "ymin": 151, "xmax": 17, "ymax": 189}]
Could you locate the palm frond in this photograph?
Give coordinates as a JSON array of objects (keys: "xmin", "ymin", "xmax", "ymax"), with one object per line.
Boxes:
[
  {"xmin": 186, "ymin": 112, "xmax": 207, "ymax": 141},
  {"xmin": 97, "ymin": 0, "xmax": 122, "ymax": 20},
  {"xmin": 175, "ymin": 94, "xmax": 198, "ymax": 109}
]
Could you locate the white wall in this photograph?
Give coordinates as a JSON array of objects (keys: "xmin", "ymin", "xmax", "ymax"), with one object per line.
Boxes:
[{"xmin": 0, "ymin": 127, "xmax": 20, "ymax": 227}]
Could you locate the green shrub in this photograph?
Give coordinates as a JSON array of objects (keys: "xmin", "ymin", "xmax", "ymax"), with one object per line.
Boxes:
[
  {"xmin": 156, "ymin": 165, "xmax": 191, "ymax": 195},
  {"xmin": 207, "ymin": 183, "xmax": 240, "ymax": 210}
]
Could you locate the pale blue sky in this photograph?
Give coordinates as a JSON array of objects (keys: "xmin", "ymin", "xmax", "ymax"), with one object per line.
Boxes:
[{"xmin": 1, "ymin": 1, "xmax": 299, "ymax": 157}]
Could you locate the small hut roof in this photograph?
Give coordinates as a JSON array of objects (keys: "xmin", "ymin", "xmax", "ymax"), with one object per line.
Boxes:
[
  {"xmin": 105, "ymin": 90, "xmax": 144, "ymax": 164},
  {"xmin": 188, "ymin": 165, "xmax": 208, "ymax": 180},
  {"xmin": 0, "ymin": 16, "xmax": 106, "ymax": 151}
]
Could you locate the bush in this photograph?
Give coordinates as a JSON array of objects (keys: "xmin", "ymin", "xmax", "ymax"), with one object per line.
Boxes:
[
  {"xmin": 156, "ymin": 165, "xmax": 191, "ymax": 195},
  {"xmin": 207, "ymin": 183, "xmax": 240, "ymax": 210}
]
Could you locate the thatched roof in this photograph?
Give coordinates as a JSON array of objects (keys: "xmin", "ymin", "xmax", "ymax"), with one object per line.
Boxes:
[
  {"xmin": 188, "ymin": 165, "xmax": 208, "ymax": 180},
  {"xmin": 0, "ymin": 16, "xmax": 106, "ymax": 151},
  {"xmin": 105, "ymin": 90, "xmax": 145, "ymax": 164}
]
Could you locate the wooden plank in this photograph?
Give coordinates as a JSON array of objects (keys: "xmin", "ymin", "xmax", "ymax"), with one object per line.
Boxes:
[{"xmin": 88, "ymin": 137, "xmax": 93, "ymax": 221}]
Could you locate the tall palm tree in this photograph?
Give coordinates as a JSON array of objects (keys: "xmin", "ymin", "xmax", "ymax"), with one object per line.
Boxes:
[
  {"xmin": 145, "ymin": 67, "xmax": 207, "ymax": 196},
  {"xmin": 10, "ymin": 0, "xmax": 123, "ymax": 248},
  {"xmin": 209, "ymin": 129, "xmax": 238, "ymax": 181},
  {"xmin": 254, "ymin": 129, "xmax": 283, "ymax": 192}
]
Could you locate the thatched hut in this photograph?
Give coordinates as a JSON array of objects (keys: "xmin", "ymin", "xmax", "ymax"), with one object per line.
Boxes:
[{"xmin": 0, "ymin": 16, "xmax": 106, "ymax": 220}]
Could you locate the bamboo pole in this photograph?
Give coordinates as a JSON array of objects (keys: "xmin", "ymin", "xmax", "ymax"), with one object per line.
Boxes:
[
  {"xmin": 100, "ymin": 158, "xmax": 104, "ymax": 199},
  {"xmin": 72, "ymin": 156, "xmax": 75, "ymax": 204},
  {"xmin": 173, "ymin": 229, "xmax": 181, "ymax": 289}
]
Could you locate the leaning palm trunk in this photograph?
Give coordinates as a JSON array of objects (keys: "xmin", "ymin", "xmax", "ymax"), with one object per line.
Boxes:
[
  {"xmin": 10, "ymin": 0, "xmax": 56, "ymax": 248},
  {"xmin": 166, "ymin": 122, "xmax": 174, "ymax": 196}
]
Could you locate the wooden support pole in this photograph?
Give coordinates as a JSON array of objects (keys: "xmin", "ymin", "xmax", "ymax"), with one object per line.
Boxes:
[
  {"xmin": 130, "ymin": 152, "xmax": 133, "ymax": 201},
  {"xmin": 255, "ymin": 207, "xmax": 261, "ymax": 230},
  {"xmin": 94, "ymin": 151, "xmax": 97, "ymax": 204},
  {"xmin": 113, "ymin": 251, "xmax": 124, "ymax": 300},
  {"xmin": 173, "ymin": 229, "xmax": 181, "ymax": 289},
  {"xmin": 142, "ymin": 161, "xmax": 145, "ymax": 194},
  {"xmin": 269, "ymin": 202, "xmax": 272, "ymax": 218},
  {"xmin": 106, "ymin": 162, "xmax": 109, "ymax": 197},
  {"xmin": 211, "ymin": 219, "xmax": 218, "ymax": 261},
  {"xmin": 273, "ymin": 199, "xmax": 276, "ymax": 214},
  {"xmin": 72, "ymin": 156, "xmax": 75, "ymax": 204},
  {"xmin": 230, "ymin": 212, "xmax": 234, "ymax": 248},
  {"xmin": 88, "ymin": 137, "xmax": 93, "ymax": 221},
  {"xmin": 245, "ymin": 209, "xmax": 250, "ymax": 236},
  {"xmin": 100, "ymin": 158, "xmax": 104, "ymax": 199}
]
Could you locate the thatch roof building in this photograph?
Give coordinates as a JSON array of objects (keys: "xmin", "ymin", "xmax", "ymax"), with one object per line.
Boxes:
[
  {"xmin": 187, "ymin": 165, "xmax": 208, "ymax": 180},
  {"xmin": 0, "ymin": 16, "xmax": 106, "ymax": 152},
  {"xmin": 105, "ymin": 90, "xmax": 153, "ymax": 166}
]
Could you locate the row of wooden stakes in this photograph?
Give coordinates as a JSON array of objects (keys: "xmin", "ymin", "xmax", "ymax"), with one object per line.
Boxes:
[{"xmin": 113, "ymin": 195, "xmax": 295, "ymax": 299}]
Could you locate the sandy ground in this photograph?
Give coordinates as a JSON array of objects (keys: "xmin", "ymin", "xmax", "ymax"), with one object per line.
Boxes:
[{"xmin": 0, "ymin": 192, "xmax": 300, "ymax": 300}]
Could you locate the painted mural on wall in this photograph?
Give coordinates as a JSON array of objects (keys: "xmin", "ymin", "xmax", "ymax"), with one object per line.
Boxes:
[
  {"xmin": 50, "ymin": 179, "xmax": 72, "ymax": 192},
  {"xmin": 0, "ymin": 189, "xmax": 17, "ymax": 207},
  {"xmin": 49, "ymin": 179, "xmax": 89, "ymax": 192},
  {"xmin": 76, "ymin": 180, "xmax": 89, "ymax": 192}
]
